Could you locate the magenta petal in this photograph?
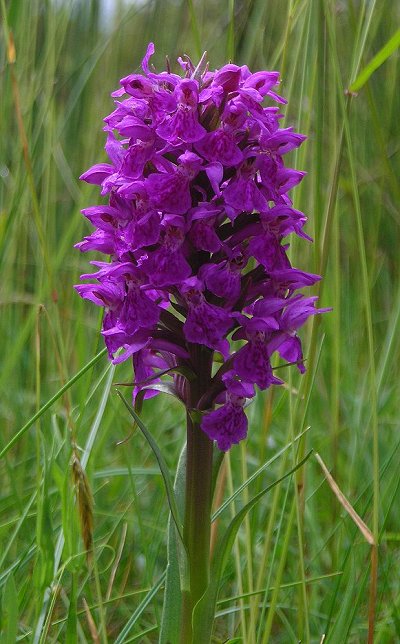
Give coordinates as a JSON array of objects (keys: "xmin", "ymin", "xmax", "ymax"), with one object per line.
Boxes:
[
  {"xmin": 74, "ymin": 282, "xmax": 123, "ymax": 307},
  {"xmin": 204, "ymin": 162, "xmax": 223, "ymax": 196},
  {"xmin": 183, "ymin": 299, "xmax": 231, "ymax": 353},
  {"xmin": 242, "ymin": 71, "xmax": 280, "ymax": 96},
  {"xmin": 127, "ymin": 210, "xmax": 160, "ymax": 249},
  {"xmin": 132, "ymin": 347, "xmax": 164, "ymax": 401},
  {"xmin": 201, "ymin": 262, "xmax": 241, "ymax": 300},
  {"xmin": 118, "ymin": 288, "xmax": 160, "ymax": 335},
  {"xmin": 146, "ymin": 172, "xmax": 191, "ymax": 214},
  {"xmin": 142, "ymin": 42, "xmax": 155, "ymax": 74},
  {"xmin": 112, "ymin": 333, "xmax": 151, "ymax": 364},
  {"xmin": 263, "ymin": 128, "xmax": 307, "ymax": 155},
  {"xmin": 278, "ymin": 335, "xmax": 306, "ymax": 372},
  {"xmin": 223, "ymin": 175, "xmax": 268, "ymax": 217},
  {"xmin": 105, "ymin": 131, "xmax": 125, "ymax": 167},
  {"xmin": 81, "ymin": 205, "xmax": 124, "ymax": 230},
  {"xmin": 151, "ymin": 339, "xmax": 190, "ymax": 359},
  {"xmin": 80, "ymin": 164, "xmax": 114, "ymax": 185},
  {"xmin": 277, "ymin": 168, "xmax": 306, "ymax": 193},
  {"xmin": 120, "ymin": 74, "xmax": 153, "ymax": 98},
  {"xmin": 75, "ymin": 229, "xmax": 115, "ymax": 254},
  {"xmin": 281, "ymin": 296, "xmax": 326, "ymax": 330},
  {"xmin": 248, "ymin": 233, "xmax": 287, "ymax": 271},
  {"xmin": 120, "ymin": 140, "xmax": 155, "ymax": 180},
  {"xmin": 156, "ymin": 79, "xmax": 206, "ymax": 145},
  {"xmin": 234, "ymin": 341, "xmax": 278, "ymax": 390},
  {"xmin": 116, "ymin": 116, "xmax": 152, "ymax": 139},
  {"xmin": 189, "ymin": 220, "xmax": 221, "ymax": 253},
  {"xmin": 196, "ymin": 130, "xmax": 243, "ymax": 165},
  {"xmin": 157, "ymin": 110, "xmax": 206, "ymax": 145},
  {"xmin": 201, "ymin": 403, "xmax": 248, "ymax": 451},
  {"xmin": 212, "ymin": 64, "xmax": 242, "ymax": 92},
  {"xmin": 143, "ymin": 248, "xmax": 192, "ymax": 286}
]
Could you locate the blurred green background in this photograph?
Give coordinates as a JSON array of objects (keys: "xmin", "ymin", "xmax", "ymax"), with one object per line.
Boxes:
[{"xmin": 0, "ymin": 0, "xmax": 399, "ymax": 642}]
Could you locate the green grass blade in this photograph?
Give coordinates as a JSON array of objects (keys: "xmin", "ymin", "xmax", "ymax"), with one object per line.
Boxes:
[
  {"xmin": 116, "ymin": 391, "xmax": 184, "ymax": 545},
  {"xmin": 1, "ymin": 573, "xmax": 19, "ymax": 644},
  {"xmin": 159, "ymin": 446, "xmax": 186, "ymax": 643},
  {"xmin": 349, "ymin": 28, "xmax": 400, "ymax": 92},
  {"xmin": 0, "ymin": 349, "xmax": 107, "ymax": 459},
  {"xmin": 114, "ymin": 573, "xmax": 166, "ymax": 644}
]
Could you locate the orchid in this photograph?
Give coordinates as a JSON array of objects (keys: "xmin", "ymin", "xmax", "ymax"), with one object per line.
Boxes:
[
  {"xmin": 76, "ymin": 42, "xmax": 327, "ymax": 451},
  {"xmin": 75, "ymin": 43, "xmax": 327, "ymax": 643}
]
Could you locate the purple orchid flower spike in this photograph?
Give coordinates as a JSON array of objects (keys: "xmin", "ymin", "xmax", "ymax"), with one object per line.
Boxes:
[{"xmin": 76, "ymin": 42, "xmax": 328, "ymax": 452}]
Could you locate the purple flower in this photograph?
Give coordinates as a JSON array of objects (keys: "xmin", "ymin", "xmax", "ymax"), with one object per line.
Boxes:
[
  {"xmin": 195, "ymin": 129, "xmax": 243, "ymax": 166},
  {"xmin": 145, "ymin": 152, "xmax": 202, "ymax": 215},
  {"xmin": 141, "ymin": 216, "xmax": 191, "ymax": 286},
  {"xmin": 201, "ymin": 378, "xmax": 254, "ymax": 451},
  {"xmin": 80, "ymin": 163, "xmax": 114, "ymax": 187},
  {"xmin": 157, "ymin": 79, "xmax": 206, "ymax": 145},
  {"xmin": 181, "ymin": 278, "xmax": 232, "ymax": 356},
  {"xmin": 234, "ymin": 335, "xmax": 282, "ymax": 390},
  {"xmin": 75, "ymin": 43, "xmax": 328, "ymax": 450},
  {"xmin": 105, "ymin": 283, "xmax": 160, "ymax": 336},
  {"xmin": 189, "ymin": 203, "xmax": 222, "ymax": 252},
  {"xmin": 201, "ymin": 397, "xmax": 248, "ymax": 451},
  {"xmin": 223, "ymin": 159, "xmax": 268, "ymax": 219},
  {"xmin": 199, "ymin": 248, "xmax": 247, "ymax": 301}
]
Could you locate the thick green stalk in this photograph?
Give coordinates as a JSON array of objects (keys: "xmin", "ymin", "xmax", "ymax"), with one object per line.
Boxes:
[
  {"xmin": 180, "ymin": 348, "xmax": 214, "ymax": 643},
  {"xmin": 180, "ymin": 416, "xmax": 213, "ymax": 642}
]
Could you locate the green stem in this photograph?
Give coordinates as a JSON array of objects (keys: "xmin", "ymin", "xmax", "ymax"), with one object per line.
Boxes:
[
  {"xmin": 180, "ymin": 348, "xmax": 214, "ymax": 644},
  {"xmin": 180, "ymin": 413, "xmax": 213, "ymax": 643}
]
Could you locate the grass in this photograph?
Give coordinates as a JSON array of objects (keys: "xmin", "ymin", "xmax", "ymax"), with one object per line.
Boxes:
[{"xmin": 1, "ymin": 0, "xmax": 399, "ymax": 641}]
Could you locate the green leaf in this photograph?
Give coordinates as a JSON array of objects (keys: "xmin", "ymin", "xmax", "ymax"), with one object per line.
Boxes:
[
  {"xmin": 187, "ymin": 408, "xmax": 204, "ymax": 425},
  {"xmin": 116, "ymin": 391, "xmax": 184, "ymax": 545},
  {"xmin": 52, "ymin": 461, "xmax": 77, "ymax": 568},
  {"xmin": 130, "ymin": 378, "xmax": 187, "ymax": 425},
  {"xmin": 349, "ymin": 28, "xmax": 400, "ymax": 92},
  {"xmin": 0, "ymin": 493, "xmax": 36, "ymax": 572},
  {"xmin": 212, "ymin": 449, "xmax": 225, "ymax": 495},
  {"xmin": 65, "ymin": 573, "xmax": 78, "ymax": 644},
  {"xmin": 34, "ymin": 463, "xmax": 55, "ymax": 590},
  {"xmin": 1, "ymin": 573, "xmax": 18, "ymax": 644},
  {"xmin": 114, "ymin": 573, "xmax": 166, "ymax": 644},
  {"xmin": 115, "ymin": 364, "xmax": 195, "ymax": 388},
  {"xmin": 159, "ymin": 446, "xmax": 187, "ymax": 644},
  {"xmin": 192, "ymin": 451, "xmax": 313, "ymax": 642},
  {"xmin": 325, "ymin": 553, "xmax": 358, "ymax": 642},
  {"xmin": 216, "ymin": 571, "xmax": 343, "ymax": 606},
  {"xmin": 140, "ymin": 382, "xmax": 185, "ymax": 401},
  {"xmin": 0, "ymin": 348, "xmax": 107, "ymax": 459},
  {"xmin": 187, "ymin": 0, "xmax": 202, "ymax": 59}
]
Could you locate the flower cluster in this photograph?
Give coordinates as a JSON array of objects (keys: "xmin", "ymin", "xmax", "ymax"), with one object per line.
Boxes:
[{"xmin": 75, "ymin": 43, "xmax": 326, "ymax": 451}]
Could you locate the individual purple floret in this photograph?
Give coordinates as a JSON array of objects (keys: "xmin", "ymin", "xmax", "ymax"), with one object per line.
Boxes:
[{"xmin": 75, "ymin": 43, "xmax": 328, "ymax": 450}]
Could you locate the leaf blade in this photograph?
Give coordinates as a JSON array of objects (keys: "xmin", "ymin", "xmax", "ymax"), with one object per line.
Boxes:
[
  {"xmin": 0, "ymin": 348, "xmax": 107, "ymax": 459},
  {"xmin": 2, "ymin": 573, "xmax": 18, "ymax": 644},
  {"xmin": 116, "ymin": 391, "xmax": 184, "ymax": 544},
  {"xmin": 349, "ymin": 28, "xmax": 400, "ymax": 92}
]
